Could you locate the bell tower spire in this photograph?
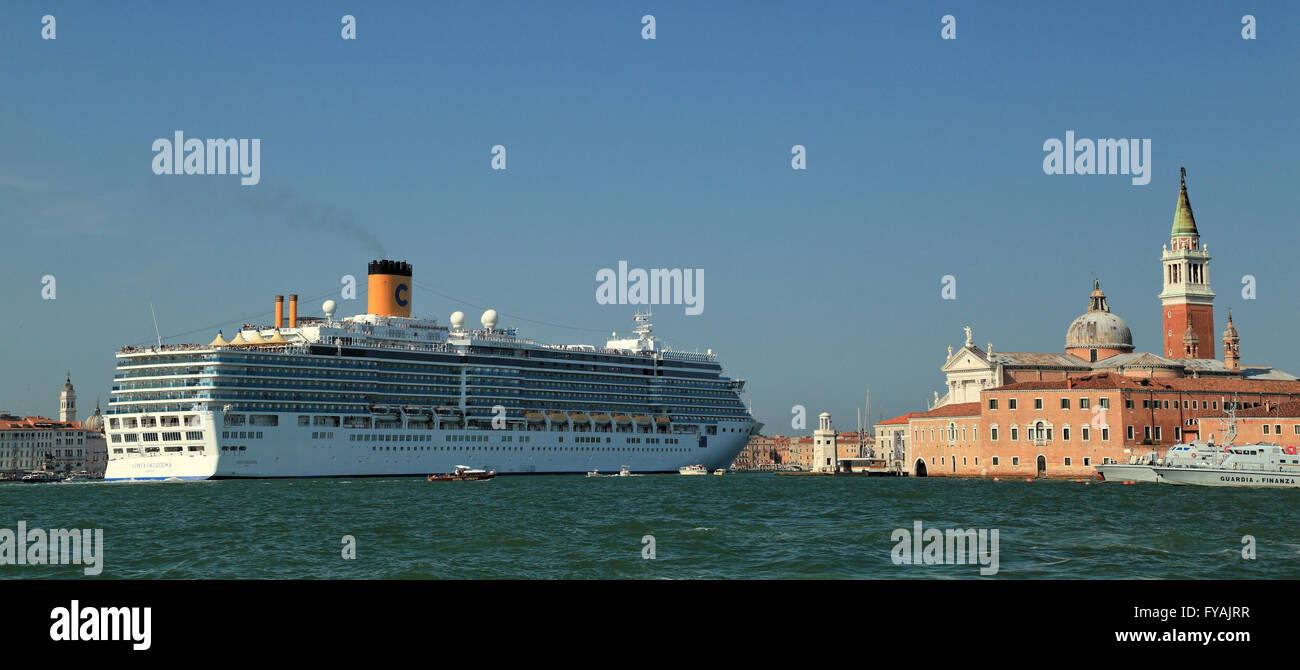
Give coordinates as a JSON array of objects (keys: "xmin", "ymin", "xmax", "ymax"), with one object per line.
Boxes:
[{"xmin": 1159, "ymin": 167, "xmax": 1215, "ymax": 359}]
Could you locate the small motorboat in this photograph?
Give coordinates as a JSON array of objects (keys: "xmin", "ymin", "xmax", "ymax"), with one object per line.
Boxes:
[
  {"xmin": 712, "ymin": 469, "xmax": 725, "ymax": 476},
  {"xmin": 586, "ymin": 469, "xmax": 601, "ymax": 477},
  {"xmin": 678, "ymin": 464, "xmax": 708, "ymax": 476},
  {"xmin": 618, "ymin": 465, "xmax": 632, "ymax": 477},
  {"xmin": 21, "ymin": 469, "xmax": 66, "ymax": 483},
  {"xmin": 428, "ymin": 465, "xmax": 496, "ymax": 482}
]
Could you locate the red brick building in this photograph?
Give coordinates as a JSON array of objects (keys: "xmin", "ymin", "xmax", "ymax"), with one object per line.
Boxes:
[{"xmin": 905, "ymin": 375, "xmax": 1300, "ymax": 478}]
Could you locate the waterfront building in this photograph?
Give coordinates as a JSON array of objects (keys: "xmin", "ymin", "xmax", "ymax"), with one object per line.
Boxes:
[
  {"xmin": 907, "ymin": 374, "xmax": 1300, "ymax": 477},
  {"xmin": 898, "ymin": 169, "xmax": 1299, "ymax": 477},
  {"xmin": 0, "ymin": 414, "xmax": 92, "ymax": 473},
  {"xmin": 790, "ymin": 435, "xmax": 814, "ymax": 471},
  {"xmin": 875, "ymin": 413, "xmax": 918, "ymax": 472},
  {"xmin": 1211, "ymin": 401, "xmax": 1300, "ymax": 447}
]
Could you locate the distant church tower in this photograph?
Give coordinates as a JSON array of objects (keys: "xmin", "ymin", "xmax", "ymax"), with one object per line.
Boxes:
[
  {"xmin": 59, "ymin": 372, "xmax": 77, "ymax": 422},
  {"xmin": 813, "ymin": 412, "xmax": 838, "ymax": 473},
  {"xmin": 1159, "ymin": 168, "xmax": 1215, "ymax": 359},
  {"xmin": 1222, "ymin": 311, "xmax": 1240, "ymax": 371}
]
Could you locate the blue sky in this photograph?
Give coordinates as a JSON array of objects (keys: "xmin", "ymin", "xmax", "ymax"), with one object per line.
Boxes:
[{"xmin": 1, "ymin": 1, "xmax": 1297, "ymax": 433}]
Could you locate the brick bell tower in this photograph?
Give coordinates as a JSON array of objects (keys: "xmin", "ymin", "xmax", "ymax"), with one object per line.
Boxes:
[{"xmin": 1159, "ymin": 168, "xmax": 1215, "ymax": 359}]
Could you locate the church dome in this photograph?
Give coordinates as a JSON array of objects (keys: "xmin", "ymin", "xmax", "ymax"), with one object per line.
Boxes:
[
  {"xmin": 83, "ymin": 405, "xmax": 104, "ymax": 431},
  {"xmin": 1065, "ymin": 280, "xmax": 1134, "ymax": 353}
]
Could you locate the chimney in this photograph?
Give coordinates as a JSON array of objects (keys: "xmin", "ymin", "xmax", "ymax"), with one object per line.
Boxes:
[
  {"xmin": 289, "ymin": 294, "xmax": 298, "ymax": 328},
  {"xmin": 274, "ymin": 295, "xmax": 284, "ymax": 329}
]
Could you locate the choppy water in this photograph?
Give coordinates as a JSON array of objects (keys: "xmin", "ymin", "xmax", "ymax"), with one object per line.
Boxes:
[{"xmin": 2, "ymin": 474, "xmax": 1298, "ymax": 579}]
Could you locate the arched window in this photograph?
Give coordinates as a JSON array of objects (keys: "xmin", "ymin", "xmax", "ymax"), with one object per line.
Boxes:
[{"xmin": 1036, "ymin": 422, "xmax": 1045, "ymax": 440}]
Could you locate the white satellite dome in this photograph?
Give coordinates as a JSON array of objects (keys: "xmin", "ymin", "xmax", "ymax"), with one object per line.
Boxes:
[
  {"xmin": 481, "ymin": 309, "xmax": 499, "ymax": 330},
  {"xmin": 450, "ymin": 311, "xmax": 465, "ymax": 329},
  {"xmin": 322, "ymin": 300, "xmax": 337, "ymax": 319}
]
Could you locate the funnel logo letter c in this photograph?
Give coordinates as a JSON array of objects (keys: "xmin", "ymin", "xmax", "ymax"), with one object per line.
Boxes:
[{"xmin": 395, "ymin": 283, "xmax": 409, "ymax": 307}]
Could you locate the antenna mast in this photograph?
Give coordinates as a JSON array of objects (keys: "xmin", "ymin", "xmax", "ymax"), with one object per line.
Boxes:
[{"xmin": 149, "ymin": 302, "xmax": 162, "ymax": 348}]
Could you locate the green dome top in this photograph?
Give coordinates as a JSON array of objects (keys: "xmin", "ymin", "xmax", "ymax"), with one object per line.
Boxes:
[{"xmin": 1172, "ymin": 167, "xmax": 1198, "ymax": 237}]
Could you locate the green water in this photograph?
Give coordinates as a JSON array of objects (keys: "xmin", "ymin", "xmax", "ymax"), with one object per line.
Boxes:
[{"xmin": 2, "ymin": 474, "xmax": 1297, "ymax": 579}]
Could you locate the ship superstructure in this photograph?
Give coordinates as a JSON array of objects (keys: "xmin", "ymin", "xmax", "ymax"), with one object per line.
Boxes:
[{"xmin": 103, "ymin": 260, "xmax": 759, "ymax": 480}]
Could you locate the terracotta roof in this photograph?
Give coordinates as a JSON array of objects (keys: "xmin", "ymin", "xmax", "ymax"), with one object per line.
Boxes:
[
  {"xmin": 912, "ymin": 402, "xmax": 981, "ymax": 419},
  {"xmin": 0, "ymin": 415, "xmax": 82, "ymax": 431},
  {"xmin": 990, "ymin": 373, "xmax": 1300, "ymax": 395},
  {"xmin": 1235, "ymin": 401, "xmax": 1300, "ymax": 419},
  {"xmin": 990, "ymin": 352, "xmax": 1092, "ymax": 368},
  {"xmin": 877, "ymin": 412, "xmax": 921, "ymax": 425}
]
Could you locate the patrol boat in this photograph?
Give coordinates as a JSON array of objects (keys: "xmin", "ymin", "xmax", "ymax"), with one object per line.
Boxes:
[{"xmin": 1153, "ymin": 444, "xmax": 1300, "ymax": 488}]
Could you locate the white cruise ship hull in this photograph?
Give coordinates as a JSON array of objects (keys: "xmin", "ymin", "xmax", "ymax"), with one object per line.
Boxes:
[
  {"xmin": 105, "ymin": 414, "xmax": 753, "ymax": 481},
  {"xmin": 1152, "ymin": 467, "xmax": 1300, "ymax": 488}
]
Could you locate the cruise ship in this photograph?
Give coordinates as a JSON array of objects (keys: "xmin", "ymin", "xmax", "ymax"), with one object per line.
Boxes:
[{"xmin": 103, "ymin": 260, "xmax": 760, "ymax": 481}]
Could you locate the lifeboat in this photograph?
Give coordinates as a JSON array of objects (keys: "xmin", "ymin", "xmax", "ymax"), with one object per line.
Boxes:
[
  {"xmin": 405, "ymin": 407, "xmax": 432, "ymax": 422},
  {"xmin": 568, "ymin": 412, "xmax": 590, "ymax": 423},
  {"xmin": 547, "ymin": 412, "xmax": 569, "ymax": 422},
  {"xmin": 612, "ymin": 414, "xmax": 632, "ymax": 424},
  {"xmin": 525, "ymin": 412, "xmax": 545, "ymax": 421},
  {"xmin": 632, "ymin": 415, "xmax": 652, "ymax": 424},
  {"xmin": 591, "ymin": 413, "xmax": 611, "ymax": 424},
  {"xmin": 654, "ymin": 416, "xmax": 670, "ymax": 424}
]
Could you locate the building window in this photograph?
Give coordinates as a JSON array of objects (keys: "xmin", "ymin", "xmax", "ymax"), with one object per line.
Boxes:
[
  {"xmin": 1012, "ymin": 457, "xmax": 1020, "ymax": 466},
  {"xmin": 1263, "ymin": 424, "xmax": 1271, "ymax": 435},
  {"xmin": 1081, "ymin": 426, "xmax": 1090, "ymax": 441},
  {"xmin": 1034, "ymin": 398, "xmax": 1043, "ymax": 410},
  {"xmin": 1080, "ymin": 398, "xmax": 1090, "ymax": 410},
  {"xmin": 1064, "ymin": 457, "xmax": 1072, "ymax": 466},
  {"xmin": 1010, "ymin": 427, "xmax": 1018, "ymax": 441},
  {"xmin": 1101, "ymin": 428, "xmax": 1110, "ymax": 441},
  {"xmin": 992, "ymin": 456, "xmax": 999, "ymax": 466},
  {"xmin": 1154, "ymin": 427, "xmax": 1162, "ymax": 441},
  {"xmin": 1008, "ymin": 399, "xmax": 1017, "ymax": 410},
  {"xmin": 988, "ymin": 399, "xmax": 998, "ymax": 410},
  {"xmin": 1143, "ymin": 426, "xmax": 1152, "ymax": 441},
  {"xmin": 991, "ymin": 427, "xmax": 999, "ymax": 441},
  {"xmin": 1100, "ymin": 398, "xmax": 1110, "ymax": 409},
  {"xmin": 1175, "ymin": 427, "xmax": 1182, "ymax": 441},
  {"xmin": 1125, "ymin": 399, "xmax": 1134, "ymax": 409},
  {"xmin": 1062, "ymin": 427, "xmax": 1071, "ymax": 441},
  {"xmin": 1276, "ymin": 425, "xmax": 1282, "ymax": 435},
  {"xmin": 1060, "ymin": 398, "xmax": 1070, "ymax": 410},
  {"xmin": 1127, "ymin": 426, "xmax": 1135, "ymax": 440}
]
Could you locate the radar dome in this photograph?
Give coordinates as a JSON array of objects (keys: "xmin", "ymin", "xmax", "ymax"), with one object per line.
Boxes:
[
  {"xmin": 322, "ymin": 300, "xmax": 337, "ymax": 318},
  {"xmin": 450, "ymin": 311, "xmax": 465, "ymax": 329},
  {"xmin": 481, "ymin": 309, "xmax": 499, "ymax": 330}
]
